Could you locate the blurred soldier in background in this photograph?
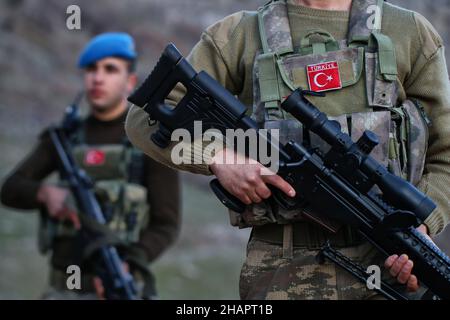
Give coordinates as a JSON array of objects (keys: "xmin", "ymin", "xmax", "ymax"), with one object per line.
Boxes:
[{"xmin": 1, "ymin": 32, "xmax": 181, "ymax": 299}]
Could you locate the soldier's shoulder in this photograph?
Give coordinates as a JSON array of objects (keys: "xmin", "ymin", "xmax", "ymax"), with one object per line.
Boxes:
[
  {"xmin": 411, "ymin": 11, "xmax": 444, "ymax": 59},
  {"xmin": 38, "ymin": 127, "xmax": 52, "ymax": 140},
  {"xmin": 383, "ymin": 2, "xmax": 443, "ymax": 59},
  {"xmin": 203, "ymin": 10, "xmax": 258, "ymax": 49}
]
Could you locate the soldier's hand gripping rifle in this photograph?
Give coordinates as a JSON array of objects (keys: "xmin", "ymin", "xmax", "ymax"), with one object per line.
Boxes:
[
  {"xmin": 128, "ymin": 43, "xmax": 450, "ymax": 299},
  {"xmin": 47, "ymin": 95, "xmax": 138, "ymax": 300}
]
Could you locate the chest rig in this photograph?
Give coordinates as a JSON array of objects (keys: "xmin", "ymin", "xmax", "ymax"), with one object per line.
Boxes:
[
  {"xmin": 38, "ymin": 120, "xmax": 150, "ymax": 255},
  {"xmin": 231, "ymin": 0, "xmax": 430, "ymax": 231}
]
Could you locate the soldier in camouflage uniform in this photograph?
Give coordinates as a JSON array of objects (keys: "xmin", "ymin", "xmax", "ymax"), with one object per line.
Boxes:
[
  {"xmin": 1, "ymin": 33, "xmax": 181, "ymax": 299},
  {"xmin": 125, "ymin": 0, "xmax": 450, "ymax": 299}
]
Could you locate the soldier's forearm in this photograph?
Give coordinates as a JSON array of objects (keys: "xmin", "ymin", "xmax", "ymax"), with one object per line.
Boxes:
[
  {"xmin": 138, "ymin": 225, "xmax": 180, "ymax": 262},
  {"xmin": 0, "ymin": 174, "xmax": 43, "ymax": 210},
  {"xmin": 419, "ymin": 170, "xmax": 450, "ymax": 236}
]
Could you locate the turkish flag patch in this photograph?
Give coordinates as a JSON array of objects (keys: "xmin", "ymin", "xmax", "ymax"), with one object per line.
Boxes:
[
  {"xmin": 307, "ymin": 61, "xmax": 342, "ymax": 92},
  {"xmin": 84, "ymin": 149, "xmax": 106, "ymax": 166}
]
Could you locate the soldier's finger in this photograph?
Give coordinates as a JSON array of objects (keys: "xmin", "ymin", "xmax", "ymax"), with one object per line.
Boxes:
[
  {"xmin": 397, "ymin": 260, "xmax": 414, "ymax": 284},
  {"xmin": 263, "ymin": 174, "xmax": 296, "ymax": 198},
  {"xmin": 50, "ymin": 203, "xmax": 64, "ymax": 217},
  {"xmin": 68, "ymin": 211, "xmax": 81, "ymax": 230},
  {"xmin": 384, "ymin": 254, "xmax": 398, "ymax": 269},
  {"xmin": 58, "ymin": 207, "xmax": 81, "ymax": 230},
  {"xmin": 242, "ymin": 195, "xmax": 252, "ymax": 205},
  {"xmin": 389, "ymin": 254, "xmax": 409, "ymax": 277},
  {"xmin": 228, "ymin": 184, "xmax": 251, "ymax": 205},
  {"xmin": 247, "ymin": 190, "xmax": 262, "ymax": 203},
  {"xmin": 255, "ymin": 184, "xmax": 272, "ymax": 199},
  {"xmin": 235, "ymin": 190, "xmax": 252, "ymax": 205},
  {"xmin": 406, "ymin": 275, "xmax": 419, "ymax": 292},
  {"xmin": 93, "ymin": 276, "xmax": 105, "ymax": 300},
  {"xmin": 54, "ymin": 208, "xmax": 68, "ymax": 220},
  {"xmin": 416, "ymin": 225, "xmax": 435, "ymax": 243}
]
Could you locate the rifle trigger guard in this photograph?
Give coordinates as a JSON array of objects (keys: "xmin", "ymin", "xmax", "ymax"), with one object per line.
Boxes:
[{"xmin": 377, "ymin": 209, "xmax": 420, "ymax": 232}]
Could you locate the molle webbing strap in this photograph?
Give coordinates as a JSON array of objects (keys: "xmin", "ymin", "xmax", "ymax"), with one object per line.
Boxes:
[
  {"xmin": 369, "ymin": 32, "xmax": 398, "ymax": 81},
  {"xmin": 257, "ymin": 1, "xmax": 293, "ymax": 111},
  {"xmin": 347, "ymin": 0, "xmax": 384, "ymax": 43},
  {"xmin": 257, "ymin": 53, "xmax": 282, "ymax": 109},
  {"xmin": 258, "ymin": 0, "xmax": 294, "ymax": 55}
]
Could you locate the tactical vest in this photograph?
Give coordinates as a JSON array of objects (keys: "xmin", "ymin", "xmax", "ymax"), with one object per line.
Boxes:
[
  {"xmin": 38, "ymin": 120, "xmax": 149, "ymax": 254},
  {"xmin": 230, "ymin": 0, "xmax": 430, "ymax": 230}
]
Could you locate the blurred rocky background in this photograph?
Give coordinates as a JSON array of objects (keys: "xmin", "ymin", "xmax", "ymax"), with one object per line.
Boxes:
[{"xmin": 0, "ymin": 0, "xmax": 449, "ymax": 299}]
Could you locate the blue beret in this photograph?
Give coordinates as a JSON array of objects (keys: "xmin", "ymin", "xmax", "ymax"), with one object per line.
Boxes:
[{"xmin": 78, "ymin": 32, "xmax": 137, "ymax": 68}]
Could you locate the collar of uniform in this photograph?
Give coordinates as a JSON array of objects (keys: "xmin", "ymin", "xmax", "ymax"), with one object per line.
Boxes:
[
  {"xmin": 286, "ymin": 0, "xmax": 350, "ymax": 20},
  {"xmin": 86, "ymin": 109, "xmax": 128, "ymax": 127}
]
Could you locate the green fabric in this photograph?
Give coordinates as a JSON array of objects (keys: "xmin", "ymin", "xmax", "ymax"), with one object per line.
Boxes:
[
  {"xmin": 299, "ymin": 29, "xmax": 340, "ymax": 55},
  {"xmin": 370, "ymin": 32, "xmax": 398, "ymax": 81},
  {"xmin": 375, "ymin": 0, "xmax": 385, "ymax": 33},
  {"xmin": 257, "ymin": 6, "xmax": 271, "ymax": 54},
  {"xmin": 349, "ymin": 35, "xmax": 370, "ymax": 47},
  {"xmin": 257, "ymin": 1, "xmax": 294, "ymax": 55},
  {"xmin": 258, "ymin": 53, "xmax": 282, "ymax": 106}
]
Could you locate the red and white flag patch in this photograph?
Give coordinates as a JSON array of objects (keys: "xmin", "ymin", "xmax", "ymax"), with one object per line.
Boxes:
[
  {"xmin": 84, "ymin": 149, "xmax": 106, "ymax": 166},
  {"xmin": 307, "ymin": 61, "xmax": 342, "ymax": 92}
]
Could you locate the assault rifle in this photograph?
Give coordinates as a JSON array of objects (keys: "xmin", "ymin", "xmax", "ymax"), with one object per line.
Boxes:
[{"xmin": 128, "ymin": 43, "xmax": 450, "ymax": 299}]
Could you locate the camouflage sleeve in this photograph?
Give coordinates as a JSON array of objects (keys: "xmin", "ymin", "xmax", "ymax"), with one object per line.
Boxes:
[
  {"xmin": 0, "ymin": 130, "xmax": 57, "ymax": 210},
  {"xmin": 136, "ymin": 156, "xmax": 181, "ymax": 262},
  {"xmin": 405, "ymin": 13, "xmax": 450, "ymax": 236},
  {"xmin": 125, "ymin": 11, "xmax": 247, "ymax": 176}
]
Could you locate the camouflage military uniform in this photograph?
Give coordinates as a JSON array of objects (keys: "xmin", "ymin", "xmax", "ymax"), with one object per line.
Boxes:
[
  {"xmin": 125, "ymin": 0, "xmax": 450, "ymax": 299},
  {"xmin": 1, "ymin": 110, "xmax": 181, "ymax": 299},
  {"xmin": 240, "ymin": 240, "xmax": 379, "ymax": 300}
]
